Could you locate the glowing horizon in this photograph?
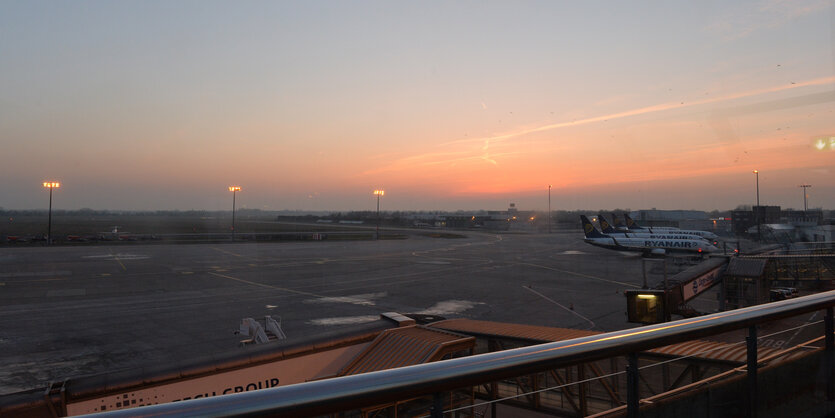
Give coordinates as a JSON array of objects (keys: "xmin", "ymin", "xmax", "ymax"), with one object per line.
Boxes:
[{"xmin": 2, "ymin": 2, "xmax": 833, "ymax": 211}]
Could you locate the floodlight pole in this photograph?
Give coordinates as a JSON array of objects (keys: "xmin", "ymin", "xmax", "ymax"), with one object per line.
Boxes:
[
  {"xmin": 43, "ymin": 182, "xmax": 60, "ymax": 245},
  {"xmin": 799, "ymin": 184, "xmax": 811, "ymax": 212},
  {"xmin": 548, "ymin": 185, "xmax": 552, "ymax": 234},
  {"xmin": 229, "ymin": 186, "xmax": 241, "ymax": 241},
  {"xmin": 47, "ymin": 186, "xmax": 53, "ymax": 245},
  {"xmin": 753, "ymin": 170, "xmax": 761, "ymax": 241},
  {"xmin": 373, "ymin": 190, "xmax": 385, "ymax": 240}
]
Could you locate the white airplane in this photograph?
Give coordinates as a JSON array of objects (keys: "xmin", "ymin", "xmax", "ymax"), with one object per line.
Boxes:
[
  {"xmin": 597, "ymin": 214, "xmax": 711, "ymax": 242},
  {"xmin": 581, "ymin": 215, "xmax": 718, "ymax": 257},
  {"xmin": 622, "ymin": 213, "xmax": 719, "ymax": 240},
  {"xmin": 98, "ymin": 226, "xmax": 132, "ymax": 241}
]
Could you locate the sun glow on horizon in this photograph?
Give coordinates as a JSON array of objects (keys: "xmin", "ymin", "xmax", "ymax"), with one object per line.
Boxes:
[
  {"xmin": 3, "ymin": 2, "xmax": 834, "ymax": 210},
  {"xmin": 352, "ymin": 75, "xmax": 835, "ymax": 202}
]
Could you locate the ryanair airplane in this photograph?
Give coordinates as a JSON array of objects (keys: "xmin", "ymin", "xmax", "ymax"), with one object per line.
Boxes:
[
  {"xmin": 581, "ymin": 215, "xmax": 718, "ymax": 257},
  {"xmin": 597, "ymin": 214, "xmax": 710, "ymax": 242},
  {"xmin": 622, "ymin": 213, "xmax": 719, "ymax": 240}
]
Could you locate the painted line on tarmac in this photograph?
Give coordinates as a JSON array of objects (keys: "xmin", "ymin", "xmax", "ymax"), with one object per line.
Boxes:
[
  {"xmin": 106, "ymin": 248, "xmax": 127, "ymax": 271},
  {"xmin": 5, "ymin": 278, "xmax": 67, "ymax": 283},
  {"xmin": 0, "ymin": 271, "xmax": 71, "ymax": 278},
  {"xmin": 83, "ymin": 254, "xmax": 148, "ymax": 261},
  {"xmin": 113, "ymin": 255, "xmax": 127, "ymax": 271},
  {"xmin": 523, "ymin": 286, "xmax": 596, "ymax": 330},
  {"xmin": 309, "ymin": 316, "xmax": 380, "ymax": 326},
  {"xmin": 305, "ymin": 292, "xmax": 387, "ymax": 307},
  {"xmin": 209, "ymin": 266, "xmax": 465, "ymax": 308},
  {"xmin": 211, "ymin": 246, "xmax": 259, "ymax": 261},
  {"xmin": 515, "ymin": 262, "xmax": 641, "ymax": 288},
  {"xmin": 210, "ymin": 263, "xmax": 472, "ymax": 307},
  {"xmin": 417, "ymin": 300, "xmax": 483, "ymax": 316},
  {"xmin": 208, "ymin": 271, "xmax": 323, "ymax": 298},
  {"xmin": 284, "ymin": 265, "xmax": 468, "ymax": 295}
]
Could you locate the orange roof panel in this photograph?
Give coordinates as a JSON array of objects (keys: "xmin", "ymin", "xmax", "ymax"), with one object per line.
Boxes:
[
  {"xmin": 429, "ymin": 318, "xmax": 601, "ymax": 343},
  {"xmin": 338, "ymin": 325, "xmax": 474, "ymax": 376},
  {"xmin": 430, "ymin": 318, "xmax": 793, "ymax": 364}
]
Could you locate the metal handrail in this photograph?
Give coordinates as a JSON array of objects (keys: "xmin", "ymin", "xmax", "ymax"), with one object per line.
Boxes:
[{"xmin": 87, "ymin": 290, "xmax": 835, "ymax": 417}]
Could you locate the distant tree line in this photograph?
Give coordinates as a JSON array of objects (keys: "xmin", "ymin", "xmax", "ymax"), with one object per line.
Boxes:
[{"xmin": 6, "ymin": 207, "xmax": 828, "ymax": 222}]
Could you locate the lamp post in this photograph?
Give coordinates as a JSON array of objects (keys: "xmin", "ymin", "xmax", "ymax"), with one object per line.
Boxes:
[
  {"xmin": 373, "ymin": 189, "xmax": 385, "ymax": 240},
  {"xmin": 799, "ymin": 184, "xmax": 811, "ymax": 212},
  {"xmin": 228, "ymin": 186, "xmax": 241, "ymax": 241},
  {"xmin": 43, "ymin": 182, "xmax": 60, "ymax": 245},
  {"xmin": 548, "ymin": 185, "xmax": 552, "ymax": 234},
  {"xmin": 753, "ymin": 170, "xmax": 761, "ymax": 241}
]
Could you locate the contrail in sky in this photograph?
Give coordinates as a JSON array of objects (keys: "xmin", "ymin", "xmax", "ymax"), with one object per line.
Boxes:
[
  {"xmin": 449, "ymin": 75, "xmax": 835, "ymax": 146},
  {"xmin": 364, "ymin": 75, "xmax": 835, "ymax": 175}
]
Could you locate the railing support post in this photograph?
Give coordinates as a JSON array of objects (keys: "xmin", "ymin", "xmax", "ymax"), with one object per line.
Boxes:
[
  {"xmin": 826, "ymin": 307, "xmax": 834, "ymax": 402},
  {"xmin": 578, "ymin": 365, "xmax": 588, "ymax": 416},
  {"xmin": 747, "ymin": 325, "xmax": 758, "ymax": 418},
  {"xmin": 627, "ymin": 353, "xmax": 639, "ymax": 418},
  {"xmin": 431, "ymin": 392, "xmax": 443, "ymax": 418}
]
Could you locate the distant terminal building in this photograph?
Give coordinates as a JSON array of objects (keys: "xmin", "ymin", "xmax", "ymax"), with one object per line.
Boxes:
[
  {"xmin": 486, "ymin": 203, "xmax": 535, "ymax": 231},
  {"xmin": 732, "ymin": 206, "xmax": 781, "ymax": 235},
  {"xmin": 732, "ymin": 207, "xmax": 823, "ymax": 234},
  {"xmin": 405, "ymin": 212, "xmax": 447, "ymax": 228},
  {"xmin": 398, "ymin": 204, "xmax": 536, "ymax": 231},
  {"xmin": 732, "ymin": 206, "xmax": 828, "ymax": 241},
  {"xmin": 681, "ymin": 218, "xmax": 732, "ymax": 235},
  {"xmin": 627, "ymin": 209, "xmax": 731, "ymax": 235},
  {"xmin": 487, "ymin": 202, "xmax": 521, "ymax": 218},
  {"xmin": 629, "ymin": 209, "xmax": 708, "ymax": 222},
  {"xmin": 758, "ymin": 206, "xmax": 784, "ymax": 223},
  {"xmin": 814, "ymin": 225, "xmax": 835, "ymax": 243},
  {"xmin": 782, "ymin": 209, "xmax": 823, "ymax": 226},
  {"xmin": 441, "ymin": 215, "xmax": 484, "ymax": 229}
]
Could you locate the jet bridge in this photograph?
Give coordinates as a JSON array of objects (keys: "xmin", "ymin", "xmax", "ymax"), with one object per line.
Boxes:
[
  {"xmin": 627, "ymin": 257, "xmax": 728, "ymax": 324},
  {"xmin": 630, "ymin": 247, "xmax": 835, "ymax": 324}
]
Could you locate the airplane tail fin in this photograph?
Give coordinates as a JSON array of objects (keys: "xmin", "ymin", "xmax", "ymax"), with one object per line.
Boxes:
[
  {"xmin": 597, "ymin": 214, "xmax": 616, "ymax": 234},
  {"xmin": 611, "ymin": 213, "xmax": 626, "ymax": 229},
  {"xmin": 580, "ymin": 215, "xmax": 607, "ymax": 238},
  {"xmin": 624, "ymin": 214, "xmax": 645, "ymax": 230}
]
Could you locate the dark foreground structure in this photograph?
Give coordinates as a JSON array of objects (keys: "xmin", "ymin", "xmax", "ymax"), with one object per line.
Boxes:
[{"xmin": 2, "ymin": 291, "xmax": 835, "ymax": 417}]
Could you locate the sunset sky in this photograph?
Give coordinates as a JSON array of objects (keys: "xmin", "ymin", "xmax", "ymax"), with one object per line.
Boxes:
[{"xmin": 2, "ymin": 1, "xmax": 834, "ymax": 211}]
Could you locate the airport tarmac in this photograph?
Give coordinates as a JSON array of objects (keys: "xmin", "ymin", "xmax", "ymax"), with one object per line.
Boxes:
[{"xmin": 0, "ymin": 229, "xmax": 697, "ymax": 394}]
